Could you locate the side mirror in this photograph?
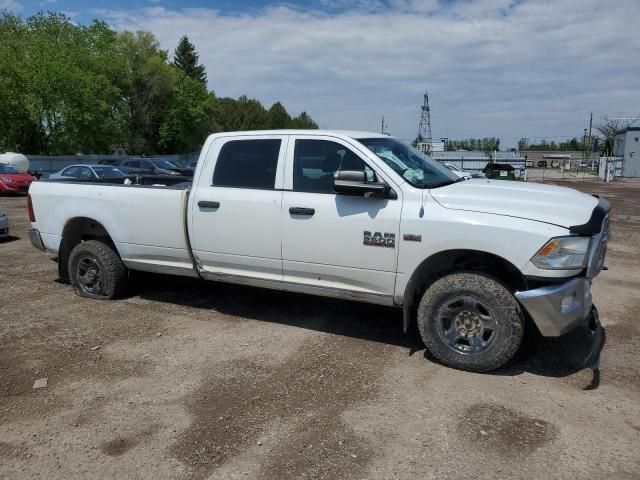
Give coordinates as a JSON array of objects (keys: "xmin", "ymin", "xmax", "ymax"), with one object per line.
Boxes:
[{"xmin": 333, "ymin": 170, "xmax": 396, "ymax": 199}]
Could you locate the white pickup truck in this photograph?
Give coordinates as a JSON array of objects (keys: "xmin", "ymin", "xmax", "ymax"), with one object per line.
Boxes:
[{"xmin": 27, "ymin": 130, "xmax": 610, "ymax": 371}]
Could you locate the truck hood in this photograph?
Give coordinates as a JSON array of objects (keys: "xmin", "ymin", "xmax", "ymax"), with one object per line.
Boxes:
[{"xmin": 430, "ymin": 179, "xmax": 599, "ymax": 229}]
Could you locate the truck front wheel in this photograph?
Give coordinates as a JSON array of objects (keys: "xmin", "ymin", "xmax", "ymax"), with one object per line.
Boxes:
[
  {"xmin": 68, "ymin": 240, "xmax": 128, "ymax": 299},
  {"xmin": 417, "ymin": 273, "xmax": 524, "ymax": 372}
]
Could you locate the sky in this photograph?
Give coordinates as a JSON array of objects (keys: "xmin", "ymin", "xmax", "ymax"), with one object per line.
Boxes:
[{"xmin": 3, "ymin": 0, "xmax": 640, "ymax": 147}]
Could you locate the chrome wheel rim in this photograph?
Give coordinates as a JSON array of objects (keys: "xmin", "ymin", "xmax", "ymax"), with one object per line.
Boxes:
[
  {"xmin": 435, "ymin": 295, "xmax": 498, "ymax": 354},
  {"xmin": 76, "ymin": 255, "xmax": 104, "ymax": 295}
]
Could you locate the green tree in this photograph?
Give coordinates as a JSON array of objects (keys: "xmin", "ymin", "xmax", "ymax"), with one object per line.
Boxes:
[
  {"xmin": 268, "ymin": 102, "xmax": 291, "ymax": 129},
  {"xmin": 172, "ymin": 35, "xmax": 206, "ymax": 84},
  {"xmin": 288, "ymin": 111, "xmax": 318, "ymax": 129},
  {"xmin": 212, "ymin": 96, "xmax": 269, "ymax": 131},
  {"xmin": 159, "ymin": 74, "xmax": 215, "ymax": 153},
  {"xmin": 119, "ymin": 31, "xmax": 177, "ymax": 154},
  {"xmin": 0, "ymin": 12, "xmax": 41, "ymax": 152},
  {"xmin": 517, "ymin": 138, "xmax": 529, "ymax": 151},
  {"xmin": 0, "ymin": 12, "xmax": 318, "ymax": 155},
  {"xmin": 481, "ymin": 137, "xmax": 500, "ymax": 154},
  {"xmin": 446, "ymin": 137, "xmax": 500, "ymax": 152},
  {"xmin": 0, "ymin": 13, "xmax": 128, "ymax": 154}
]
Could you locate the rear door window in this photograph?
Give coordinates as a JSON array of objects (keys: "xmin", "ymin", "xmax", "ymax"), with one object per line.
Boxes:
[
  {"xmin": 212, "ymin": 139, "xmax": 281, "ymax": 189},
  {"xmin": 80, "ymin": 167, "xmax": 94, "ymax": 178}
]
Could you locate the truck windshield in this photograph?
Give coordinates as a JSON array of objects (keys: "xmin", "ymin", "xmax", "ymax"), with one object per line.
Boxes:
[{"xmin": 357, "ymin": 138, "xmax": 458, "ymax": 188}]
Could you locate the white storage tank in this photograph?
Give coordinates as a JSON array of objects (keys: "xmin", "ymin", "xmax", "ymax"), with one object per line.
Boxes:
[{"xmin": 0, "ymin": 152, "xmax": 29, "ymax": 172}]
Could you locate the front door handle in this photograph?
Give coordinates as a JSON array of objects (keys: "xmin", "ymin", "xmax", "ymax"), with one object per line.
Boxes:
[
  {"xmin": 289, "ymin": 207, "xmax": 315, "ymax": 216},
  {"xmin": 198, "ymin": 201, "xmax": 220, "ymax": 209}
]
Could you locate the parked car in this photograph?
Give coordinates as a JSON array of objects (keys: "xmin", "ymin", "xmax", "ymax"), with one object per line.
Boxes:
[
  {"xmin": 0, "ymin": 208, "xmax": 8, "ymax": 239},
  {"xmin": 49, "ymin": 164, "xmax": 127, "ymax": 180},
  {"xmin": 115, "ymin": 158, "xmax": 193, "ymax": 177},
  {"xmin": 0, "ymin": 163, "xmax": 36, "ymax": 194},
  {"xmin": 183, "ymin": 160, "xmax": 198, "ymax": 176},
  {"xmin": 443, "ymin": 163, "xmax": 473, "ymax": 180},
  {"xmin": 27, "ymin": 129, "xmax": 609, "ymax": 372},
  {"xmin": 95, "ymin": 159, "xmax": 121, "ymax": 167}
]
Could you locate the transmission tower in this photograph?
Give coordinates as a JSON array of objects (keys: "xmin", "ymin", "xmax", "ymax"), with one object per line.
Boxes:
[{"xmin": 417, "ymin": 91, "xmax": 433, "ymax": 154}]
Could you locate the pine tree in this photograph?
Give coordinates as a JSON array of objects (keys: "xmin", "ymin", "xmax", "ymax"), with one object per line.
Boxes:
[{"xmin": 172, "ymin": 35, "xmax": 207, "ymax": 84}]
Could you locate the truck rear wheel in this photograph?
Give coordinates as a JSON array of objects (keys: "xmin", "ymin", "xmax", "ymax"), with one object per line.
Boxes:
[
  {"xmin": 68, "ymin": 240, "xmax": 128, "ymax": 299},
  {"xmin": 417, "ymin": 272, "xmax": 524, "ymax": 372}
]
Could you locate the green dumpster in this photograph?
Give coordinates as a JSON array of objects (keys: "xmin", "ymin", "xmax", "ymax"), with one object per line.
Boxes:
[{"xmin": 483, "ymin": 163, "xmax": 516, "ymax": 180}]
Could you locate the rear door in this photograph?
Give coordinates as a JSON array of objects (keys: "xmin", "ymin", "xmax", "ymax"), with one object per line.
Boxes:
[
  {"xmin": 79, "ymin": 167, "xmax": 94, "ymax": 179},
  {"xmin": 190, "ymin": 135, "xmax": 287, "ymax": 282},
  {"xmin": 281, "ymin": 135, "xmax": 402, "ymax": 301}
]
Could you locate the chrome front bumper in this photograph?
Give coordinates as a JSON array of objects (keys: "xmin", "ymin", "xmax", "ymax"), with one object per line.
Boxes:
[
  {"xmin": 28, "ymin": 228, "xmax": 46, "ymax": 251},
  {"xmin": 515, "ymin": 277, "xmax": 593, "ymax": 336}
]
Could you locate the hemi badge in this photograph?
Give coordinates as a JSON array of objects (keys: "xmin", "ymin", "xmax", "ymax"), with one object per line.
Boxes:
[{"xmin": 403, "ymin": 234, "xmax": 422, "ymax": 242}]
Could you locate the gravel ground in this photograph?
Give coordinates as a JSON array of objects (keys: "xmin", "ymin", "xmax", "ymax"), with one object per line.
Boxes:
[{"xmin": 1, "ymin": 179, "xmax": 639, "ymax": 479}]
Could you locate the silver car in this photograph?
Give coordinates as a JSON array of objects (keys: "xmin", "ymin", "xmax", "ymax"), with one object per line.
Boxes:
[
  {"xmin": 0, "ymin": 208, "xmax": 8, "ymax": 239},
  {"xmin": 49, "ymin": 164, "xmax": 127, "ymax": 180}
]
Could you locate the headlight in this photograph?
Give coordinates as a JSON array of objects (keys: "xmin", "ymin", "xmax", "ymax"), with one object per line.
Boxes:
[
  {"xmin": 531, "ymin": 236, "xmax": 591, "ymax": 270},
  {"xmin": 1, "ymin": 176, "xmax": 14, "ymax": 183}
]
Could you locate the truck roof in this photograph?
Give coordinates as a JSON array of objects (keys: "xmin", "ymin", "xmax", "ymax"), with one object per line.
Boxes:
[{"xmin": 207, "ymin": 130, "xmax": 390, "ymax": 140}]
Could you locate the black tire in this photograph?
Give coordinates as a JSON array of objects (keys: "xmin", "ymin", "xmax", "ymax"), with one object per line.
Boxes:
[
  {"xmin": 417, "ymin": 272, "xmax": 524, "ymax": 372},
  {"xmin": 68, "ymin": 240, "xmax": 128, "ymax": 299}
]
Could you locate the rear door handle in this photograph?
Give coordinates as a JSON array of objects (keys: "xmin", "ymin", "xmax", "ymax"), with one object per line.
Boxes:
[
  {"xmin": 198, "ymin": 201, "xmax": 220, "ymax": 209},
  {"xmin": 289, "ymin": 207, "xmax": 315, "ymax": 216}
]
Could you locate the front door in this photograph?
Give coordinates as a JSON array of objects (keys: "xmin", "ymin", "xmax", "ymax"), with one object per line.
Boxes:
[
  {"xmin": 281, "ymin": 136, "xmax": 402, "ymax": 301},
  {"xmin": 190, "ymin": 135, "xmax": 287, "ymax": 282}
]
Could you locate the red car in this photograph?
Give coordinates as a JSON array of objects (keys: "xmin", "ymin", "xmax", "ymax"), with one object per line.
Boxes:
[{"xmin": 0, "ymin": 163, "xmax": 35, "ymax": 194}]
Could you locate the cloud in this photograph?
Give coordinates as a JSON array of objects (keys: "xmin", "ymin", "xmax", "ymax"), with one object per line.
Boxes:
[
  {"xmin": 99, "ymin": 0, "xmax": 640, "ymax": 145},
  {"xmin": 0, "ymin": 0, "xmax": 22, "ymax": 13}
]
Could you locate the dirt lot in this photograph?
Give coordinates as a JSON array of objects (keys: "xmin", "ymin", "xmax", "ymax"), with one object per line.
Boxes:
[{"xmin": 1, "ymin": 179, "xmax": 639, "ymax": 479}]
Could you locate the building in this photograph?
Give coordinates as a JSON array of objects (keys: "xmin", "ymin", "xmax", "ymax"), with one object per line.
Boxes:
[{"xmin": 613, "ymin": 127, "xmax": 640, "ymax": 177}]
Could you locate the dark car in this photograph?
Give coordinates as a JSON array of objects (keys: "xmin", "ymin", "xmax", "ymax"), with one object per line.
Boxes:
[
  {"xmin": 96, "ymin": 159, "xmax": 121, "ymax": 167},
  {"xmin": 116, "ymin": 158, "xmax": 193, "ymax": 177},
  {"xmin": 182, "ymin": 160, "xmax": 198, "ymax": 176}
]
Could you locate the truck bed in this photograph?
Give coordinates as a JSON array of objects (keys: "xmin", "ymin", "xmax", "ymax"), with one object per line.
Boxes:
[{"xmin": 29, "ymin": 180, "xmax": 197, "ymax": 277}]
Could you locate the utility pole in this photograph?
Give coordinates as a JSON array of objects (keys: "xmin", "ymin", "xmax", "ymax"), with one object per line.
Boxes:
[
  {"xmin": 587, "ymin": 112, "xmax": 594, "ymax": 168},
  {"xmin": 417, "ymin": 91, "xmax": 433, "ymax": 154}
]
